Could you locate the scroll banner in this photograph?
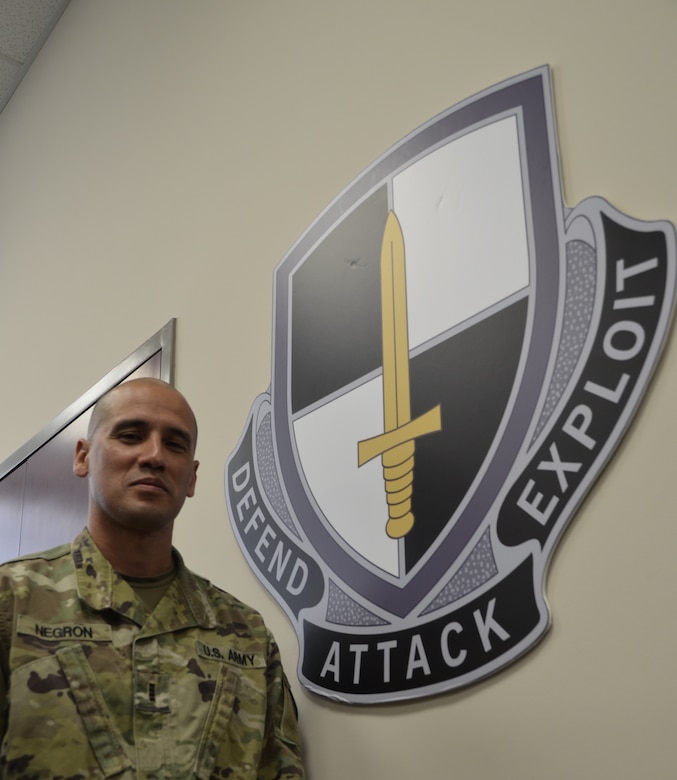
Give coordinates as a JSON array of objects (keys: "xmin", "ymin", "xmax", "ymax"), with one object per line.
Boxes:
[{"xmin": 498, "ymin": 212, "xmax": 671, "ymax": 549}]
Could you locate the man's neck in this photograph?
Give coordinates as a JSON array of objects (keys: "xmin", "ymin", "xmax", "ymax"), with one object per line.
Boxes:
[{"xmin": 87, "ymin": 518, "xmax": 175, "ymax": 577}]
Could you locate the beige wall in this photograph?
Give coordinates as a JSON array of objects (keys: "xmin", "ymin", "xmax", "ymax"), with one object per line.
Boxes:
[{"xmin": 1, "ymin": 1, "xmax": 676, "ymax": 777}]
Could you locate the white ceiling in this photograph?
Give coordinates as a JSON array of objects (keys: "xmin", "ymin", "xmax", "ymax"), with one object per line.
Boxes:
[{"xmin": 0, "ymin": 0, "xmax": 70, "ymax": 115}]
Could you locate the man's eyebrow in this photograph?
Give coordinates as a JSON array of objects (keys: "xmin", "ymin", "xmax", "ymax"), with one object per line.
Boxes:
[
  {"xmin": 109, "ymin": 418, "xmax": 147, "ymax": 433},
  {"xmin": 165, "ymin": 426, "xmax": 194, "ymax": 447}
]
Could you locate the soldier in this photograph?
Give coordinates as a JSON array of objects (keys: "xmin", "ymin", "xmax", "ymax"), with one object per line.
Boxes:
[{"xmin": 0, "ymin": 378, "xmax": 305, "ymax": 779}]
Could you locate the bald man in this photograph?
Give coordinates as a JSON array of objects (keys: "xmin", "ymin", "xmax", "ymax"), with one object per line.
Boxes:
[{"xmin": 0, "ymin": 379, "xmax": 305, "ymax": 779}]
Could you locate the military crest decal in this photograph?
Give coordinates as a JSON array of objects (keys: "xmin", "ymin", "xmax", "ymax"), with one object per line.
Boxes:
[{"xmin": 225, "ymin": 66, "xmax": 676, "ymax": 703}]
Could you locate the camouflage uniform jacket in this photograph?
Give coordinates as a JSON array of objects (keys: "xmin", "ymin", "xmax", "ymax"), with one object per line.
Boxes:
[{"xmin": 0, "ymin": 529, "xmax": 305, "ymax": 780}]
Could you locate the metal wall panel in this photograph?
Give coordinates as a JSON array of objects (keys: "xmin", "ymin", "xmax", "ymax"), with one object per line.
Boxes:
[
  {"xmin": 19, "ymin": 413, "xmax": 89, "ymax": 556},
  {"xmin": 0, "ymin": 464, "xmax": 26, "ymax": 562}
]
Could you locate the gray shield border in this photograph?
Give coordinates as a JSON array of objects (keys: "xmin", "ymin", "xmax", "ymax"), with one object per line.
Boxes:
[{"xmin": 270, "ymin": 66, "xmax": 563, "ymax": 617}]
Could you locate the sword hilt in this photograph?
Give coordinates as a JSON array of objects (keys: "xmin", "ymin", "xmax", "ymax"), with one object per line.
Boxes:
[
  {"xmin": 382, "ymin": 442, "xmax": 415, "ymax": 538},
  {"xmin": 357, "ymin": 405, "xmax": 441, "ymax": 538}
]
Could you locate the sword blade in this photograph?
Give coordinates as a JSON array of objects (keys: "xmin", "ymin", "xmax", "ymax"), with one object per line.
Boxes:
[{"xmin": 381, "ymin": 210, "xmax": 411, "ymax": 432}]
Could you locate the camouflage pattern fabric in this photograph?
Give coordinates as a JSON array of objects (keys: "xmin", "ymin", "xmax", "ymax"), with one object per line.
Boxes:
[{"xmin": 0, "ymin": 529, "xmax": 305, "ymax": 779}]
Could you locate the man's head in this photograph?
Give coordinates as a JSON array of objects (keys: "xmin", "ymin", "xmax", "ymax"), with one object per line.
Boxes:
[{"xmin": 74, "ymin": 378, "xmax": 199, "ymax": 536}]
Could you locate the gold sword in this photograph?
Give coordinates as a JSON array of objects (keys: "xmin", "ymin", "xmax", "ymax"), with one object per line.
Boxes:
[{"xmin": 358, "ymin": 210, "xmax": 441, "ymax": 539}]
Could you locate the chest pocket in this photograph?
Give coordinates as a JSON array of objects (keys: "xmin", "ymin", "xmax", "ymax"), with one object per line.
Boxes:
[
  {"xmin": 194, "ymin": 663, "xmax": 267, "ymax": 780},
  {"xmin": 4, "ymin": 645, "xmax": 133, "ymax": 779}
]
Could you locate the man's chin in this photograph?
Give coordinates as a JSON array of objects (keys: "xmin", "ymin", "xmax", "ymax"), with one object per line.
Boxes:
[{"xmin": 115, "ymin": 511, "xmax": 176, "ymax": 535}]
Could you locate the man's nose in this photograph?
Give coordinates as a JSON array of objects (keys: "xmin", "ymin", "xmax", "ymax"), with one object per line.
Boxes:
[{"xmin": 139, "ymin": 434, "xmax": 165, "ymax": 467}]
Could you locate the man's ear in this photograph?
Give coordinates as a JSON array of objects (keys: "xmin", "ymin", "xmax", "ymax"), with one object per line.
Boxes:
[
  {"xmin": 74, "ymin": 439, "xmax": 90, "ymax": 478},
  {"xmin": 186, "ymin": 460, "xmax": 199, "ymax": 498}
]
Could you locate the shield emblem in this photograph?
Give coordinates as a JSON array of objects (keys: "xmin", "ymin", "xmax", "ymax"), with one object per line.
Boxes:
[{"xmin": 226, "ymin": 66, "xmax": 676, "ymax": 702}]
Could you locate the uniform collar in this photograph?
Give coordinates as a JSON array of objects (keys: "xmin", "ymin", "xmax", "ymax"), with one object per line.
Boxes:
[{"xmin": 71, "ymin": 528, "xmax": 217, "ymax": 629}]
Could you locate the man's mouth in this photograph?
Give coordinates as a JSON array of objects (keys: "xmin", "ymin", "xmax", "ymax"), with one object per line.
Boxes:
[{"xmin": 131, "ymin": 478, "xmax": 168, "ymax": 493}]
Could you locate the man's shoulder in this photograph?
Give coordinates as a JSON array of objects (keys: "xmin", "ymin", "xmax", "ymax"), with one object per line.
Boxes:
[
  {"xmin": 0, "ymin": 541, "xmax": 72, "ymax": 573},
  {"xmin": 188, "ymin": 569, "xmax": 262, "ymax": 614},
  {"xmin": 184, "ymin": 568, "xmax": 270, "ymax": 634},
  {"xmin": 0, "ymin": 542, "xmax": 76, "ymax": 611}
]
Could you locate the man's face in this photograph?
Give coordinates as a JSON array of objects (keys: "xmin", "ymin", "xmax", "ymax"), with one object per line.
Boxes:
[{"xmin": 74, "ymin": 381, "xmax": 199, "ymax": 534}]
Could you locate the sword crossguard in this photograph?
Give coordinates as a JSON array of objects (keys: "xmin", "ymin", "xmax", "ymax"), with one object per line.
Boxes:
[{"xmin": 357, "ymin": 406, "xmax": 441, "ymax": 466}]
